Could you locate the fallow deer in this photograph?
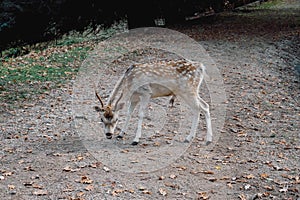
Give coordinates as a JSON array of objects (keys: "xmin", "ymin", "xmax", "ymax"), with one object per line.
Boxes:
[{"xmin": 95, "ymin": 59, "xmax": 212, "ymax": 145}]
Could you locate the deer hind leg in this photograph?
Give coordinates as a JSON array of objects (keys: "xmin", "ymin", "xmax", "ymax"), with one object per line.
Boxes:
[
  {"xmin": 183, "ymin": 95, "xmax": 212, "ymax": 145},
  {"xmin": 132, "ymin": 92, "xmax": 151, "ymax": 145},
  {"xmin": 198, "ymin": 96, "xmax": 212, "ymax": 145}
]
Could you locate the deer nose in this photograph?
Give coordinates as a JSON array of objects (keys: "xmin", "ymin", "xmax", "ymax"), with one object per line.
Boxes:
[{"xmin": 106, "ymin": 133, "xmax": 113, "ymax": 139}]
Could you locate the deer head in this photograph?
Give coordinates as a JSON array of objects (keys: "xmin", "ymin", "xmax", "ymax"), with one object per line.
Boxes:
[{"xmin": 94, "ymin": 91, "xmax": 124, "ymax": 139}]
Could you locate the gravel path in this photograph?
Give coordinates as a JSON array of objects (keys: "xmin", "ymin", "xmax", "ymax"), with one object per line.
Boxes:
[{"xmin": 1, "ymin": 0, "xmax": 299, "ymax": 199}]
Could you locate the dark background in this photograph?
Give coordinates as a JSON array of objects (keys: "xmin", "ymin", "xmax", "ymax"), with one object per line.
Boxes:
[{"xmin": 0, "ymin": 0, "xmax": 256, "ymax": 51}]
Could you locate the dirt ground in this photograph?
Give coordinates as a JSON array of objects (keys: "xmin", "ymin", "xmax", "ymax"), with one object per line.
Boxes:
[{"xmin": 1, "ymin": 0, "xmax": 299, "ymax": 199}]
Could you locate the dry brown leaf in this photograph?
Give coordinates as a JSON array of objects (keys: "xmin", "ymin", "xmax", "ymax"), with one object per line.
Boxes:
[
  {"xmin": 244, "ymin": 174, "xmax": 255, "ymax": 179},
  {"xmin": 263, "ymin": 185, "xmax": 274, "ymax": 191},
  {"xmin": 169, "ymin": 174, "xmax": 177, "ymax": 179},
  {"xmin": 126, "ymin": 189, "xmax": 135, "ymax": 193},
  {"xmin": 77, "ymin": 155, "xmax": 84, "ymax": 161},
  {"xmin": 120, "ymin": 149, "xmax": 129, "ymax": 153},
  {"xmin": 89, "ymin": 162, "xmax": 101, "ymax": 168},
  {"xmin": 76, "ymin": 191, "xmax": 85, "ymax": 197},
  {"xmin": 260, "ymin": 173, "xmax": 269, "ymax": 179},
  {"xmin": 158, "ymin": 188, "xmax": 167, "ymax": 196},
  {"xmin": 8, "ymin": 185, "xmax": 15, "ymax": 190},
  {"xmin": 220, "ymin": 176, "xmax": 230, "ymax": 180},
  {"xmin": 201, "ymin": 170, "xmax": 214, "ymax": 175},
  {"xmin": 80, "ymin": 176, "xmax": 93, "ymax": 184},
  {"xmin": 85, "ymin": 184, "xmax": 94, "ymax": 191},
  {"xmin": 63, "ymin": 166, "xmax": 72, "ymax": 172},
  {"xmin": 175, "ymin": 166, "xmax": 187, "ymax": 171},
  {"xmin": 103, "ymin": 166, "xmax": 110, "ymax": 172},
  {"xmin": 32, "ymin": 183, "xmax": 43, "ymax": 189},
  {"xmin": 164, "ymin": 182, "xmax": 180, "ymax": 189},
  {"xmin": 138, "ymin": 186, "xmax": 146, "ymax": 191},
  {"xmin": 198, "ymin": 191, "xmax": 210, "ymax": 199},
  {"xmin": 153, "ymin": 142, "xmax": 161, "ymax": 146},
  {"xmin": 63, "ymin": 184, "xmax": 74, "ymax": 192},
  {"xmin": 3, "ymin": 171, "xmax": 13, "ymax": 176},
  {"xmin": 33, "ymin": 189, "xmax": 48, "ymax": 196},
  {"xmin": 238, "ymin": 193, "xmax": 246, "ymax": 200},
  {"xmin": 142, "ymin": 190, "xmax": 152, "ymax": 194},
  {"xmin": 227, "ymin": 183, "xmax": 233, "ymax": 189},
  {"xmin": 205, "ymin": 177, "xmax": 217, "ymax": 182}
]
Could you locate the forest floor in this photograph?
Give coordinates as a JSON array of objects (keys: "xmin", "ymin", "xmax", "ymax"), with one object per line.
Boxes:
[{"xmin": 0, "ymin": 0, "xmax": 299, "ymax": 199}]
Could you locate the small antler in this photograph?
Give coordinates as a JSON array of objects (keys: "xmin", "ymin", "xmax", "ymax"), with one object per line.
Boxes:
[{"xmin": 95, "ymin": 91, "xmax": 104, "ymax": 108}]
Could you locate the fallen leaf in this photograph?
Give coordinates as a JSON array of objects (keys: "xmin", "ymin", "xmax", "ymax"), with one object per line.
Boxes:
[
  {"xmin": 76, "ymin": 191, "xmax": 85, "ymax": 197},
  {"xmin": 205, "ymin": 177, "xmax": 217, "ymax": 182},
  {"xmin": 153, "ymin": 142, "xmax": 161, "ymax": 146},
  {"xmin": 3, "ymin": 171, "xmax": 13, "ymax": 176},
  {"xmin": 158, "ymin": 188, "xmax": 167, "ymax": 196},
  {"xmin": 227, "ymin": 183, "xmax": 233, "ymax": 189},
  {"xmin": 260, "ymin": 173, "xmax": 269, "ymax": 179},
  {"xmin": 238, "ymin": 193, "xmax": 246, "ymax": 200},
  {"xmin": 175, "ymin": 166, "xmax": 187, "ymax": 171},
  {"xmin": 198, "ymin": 191, "xmax": 210, "ymax": 199},
  {"xmin": 279, "ymin": 186, "xmax": 288, "ymax": 193},
  {"xmin": 32, "ymin": 183, "xmax": 43, "ymax": 189},
  {"xmin": 244, "ymin": 174, "xmax": 255, "ymax": 179},
  {"xmin": 244, "ymin": 184, "xmax": 251, "ymax": 190},
  {"xmin": 80, "ymin": 176, "xmax": 93, "ymax": 184},
  {"xmin": 201, "ymin": 170, "xmax": 214, "ymax": 175},
  {"xmin": 8, "ymin": 185, "xmax": 15, "ymax": 190},
  {"xmin": 120, "ymin": 149, "xmax": 129, "ymax": 153},
  {"xmin": 170, "ymin": 174, "xmax": 177, "ymax": 179},
  {"xmin": 220, "ymin": 176, "xmax": 230, "ymax": 180},
  {"xmin": 164, "ymin": 182, "xmax": 180, "ymax": 189},
  {"xmin": 85, "ymin": 184, "xmax": 94, "ymax": 191},
  {"xmin": 138, "ymin": 186, "xmax": 146, "ymax": 191},
  {"xmin": 158, "ymin": 176, "xmax": 165, "ymax": 180},
  {"xmin": 63, "ymin": 184, "xmax": 74, "ymax": 192},
  {"xmin": 142, "ymin": 190, "xmax": 152, "ymax": 194},
  {"xmin": 263, "ymin": 185, "xmax": 274, "ymax": 191},
  {"xmin": 103, "ymin": 166, "xmax": 110, "ymax": 172},
  {"xmin": 23, "ymin": 182, "xmax": 33, "ymax": 187},
  {"xmin": 89, "ymin": 162, "xmax": 102, "ymax": 168},
  {"xmin": 126, "ymin": 189, "xmax": 135, "ymax": 193},
  {"xmin": 63, "ymin": 166, "xmax": 72, "ymax": 172},
  {"xmin": 33, "ymin": 190, "xmax": 48, "ymax": 196}
]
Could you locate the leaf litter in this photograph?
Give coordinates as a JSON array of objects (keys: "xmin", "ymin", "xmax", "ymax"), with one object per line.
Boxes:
[{"xmin": 0, "ymin": 0, "xmax": 299, "ymax": 199}]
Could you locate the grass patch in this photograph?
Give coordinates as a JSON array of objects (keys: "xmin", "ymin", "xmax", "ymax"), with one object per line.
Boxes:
[
  {"xmin": 257, "ymin": 0, "xmax": 284, "ymax": 9},
  {"xmin": 0, "ymin": 44, "xmax": 92, "ymax": 104},
  {"xmin": 0, "ymin": 21, "xmax": 127, "ymax": 105}
]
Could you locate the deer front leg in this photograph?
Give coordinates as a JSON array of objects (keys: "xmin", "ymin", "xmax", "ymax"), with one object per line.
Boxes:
[
  {"xmin": 132, "ymin": 93, "xmax": 151, "ymax": 145},
  {"xmin": 117, "ymin": 100, "xmax": 138, "ymax": 139}
]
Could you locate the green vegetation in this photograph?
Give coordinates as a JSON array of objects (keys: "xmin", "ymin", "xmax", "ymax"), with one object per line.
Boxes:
[
  {"xmin": 257, "ymin": 0, "xmax": 283, "ymax": 9},
  {"xmin": 0, "ymin": 22, "xmax": 127, "ymax": 104},
  {"xmin": 0, "ymin": 36, "xmax": 93, "ymax": 104}
]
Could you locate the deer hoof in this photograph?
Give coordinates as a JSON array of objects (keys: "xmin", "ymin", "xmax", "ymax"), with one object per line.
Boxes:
[
  {"xmin": 131, "ymin": 141, "xmax": 139, "ymax": 146},
  {"xmin": 116, "ymin": 135, "xmax": 123, "ymax": 139},
  {"xmin": 184, "ymin": 139, "xmax": 191, "ymax": 143}
]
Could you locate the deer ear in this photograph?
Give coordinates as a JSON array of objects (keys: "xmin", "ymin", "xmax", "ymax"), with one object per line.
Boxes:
[
  {"xmin": 94, "ymin": 106, "xmax": 103, "ymax": 112},
  {"xmin": 115, "ymin": 102, "xmax": 125, "ymax": 111}
]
